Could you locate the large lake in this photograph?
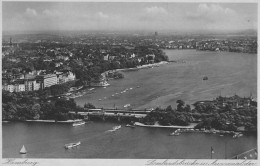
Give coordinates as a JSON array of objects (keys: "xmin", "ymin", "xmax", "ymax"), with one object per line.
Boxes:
[{"xmin": 2, "ymin": 49, "xmax": 257, "ymax": 159}]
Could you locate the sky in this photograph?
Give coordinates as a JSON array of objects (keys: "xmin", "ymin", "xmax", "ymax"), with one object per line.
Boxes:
[{"xmin": 2, "ymin": 2, "xmax": 258, "ymax": 33}]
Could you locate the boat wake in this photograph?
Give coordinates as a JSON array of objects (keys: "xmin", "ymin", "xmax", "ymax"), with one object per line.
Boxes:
[{"xmin": 105, "ymin": 129, "xmax": 117, "ymax": 133}]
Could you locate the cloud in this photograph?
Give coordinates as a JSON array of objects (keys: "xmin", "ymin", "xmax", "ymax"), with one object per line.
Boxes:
[
  {"xmin": 184, "ymin": 3, "xmax": 254, "ymax": 31},
  {"xmin": 144, "ymin": 6, "xmax": 168, "ymax": 15},
  {"xmin": 25, "ymin": 8, "xmax": 37, "ymax": 17},
  {"xmin": 186, "ymin": 4, "xmax": 237, "ymax": 22},
  {"xmin": 97, "ymin": 12, "xmax": 109, "ymax": 19}
]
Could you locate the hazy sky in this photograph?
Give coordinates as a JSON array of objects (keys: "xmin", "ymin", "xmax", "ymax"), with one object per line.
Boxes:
[{"xmin": 2, "ymin": 2, "xmax": 258, "ymax": 32}]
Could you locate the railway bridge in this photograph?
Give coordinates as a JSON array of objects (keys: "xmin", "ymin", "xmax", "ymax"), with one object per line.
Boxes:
[{"xmin": 69, "ymin": 108, "xmax": 152, "ymax": 121}]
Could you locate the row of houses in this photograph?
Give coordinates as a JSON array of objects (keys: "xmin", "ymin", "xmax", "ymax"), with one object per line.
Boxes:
[
  {"xmin": 103, "ymin": 53, "xmax": 155, "ymax": 63},
  {"xmin": 3, "ymin": 71, "xmax": 76, "ymax": 93}
]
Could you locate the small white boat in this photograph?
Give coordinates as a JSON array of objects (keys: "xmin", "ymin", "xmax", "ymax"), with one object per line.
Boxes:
[
  {"xmin": 113, "ymin": 125, "xmax": 121, "ymax": 130},
  {"xmin": 72, "ymin": 121, "xmax": 85, "ymax": 127},
  {"xmin": 126, "ymin": 124, "xmax": 135, "ymax": 128},
  {"xmin": 20, "ymin": 145, "xmax": 27, "ymax": 154},
  {"xmin": 233, "ymin": 133, "xmax": 242, "ymax": 138},
  {"xmin": 124, "ymin": 104, "xmax": 131, "ymax": 108},
  {"xmin": 170, "ymin": 129, "xmax": 181, "ymax": 136},
  {"xmin": 64, "ymin": 141, "xmax": 81, "ymax": 149},
  {"xmin": 170, "ymin": 132, "xmax": 180, "ymax": 136},
  {"xmin": 99, "ymin": 99, "xmax": 102, "ymax": 101}
]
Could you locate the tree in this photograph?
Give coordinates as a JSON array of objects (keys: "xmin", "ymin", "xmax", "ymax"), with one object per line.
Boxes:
[
  {"xmin": 176, "ymin": 100, "xmax": 185, "ymax": 111},
  {"xmin": 166, "ymin": 105, "xmax": 173, "ymax": 112},
  {"xmin": 84, "ymin": 103, "xmax": 96, "ymax": 109}
]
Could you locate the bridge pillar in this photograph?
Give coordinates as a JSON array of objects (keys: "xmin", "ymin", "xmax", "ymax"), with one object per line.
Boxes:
[
  {"xmin": 117, "ymin": 116, "xmax": 121, "ymax": 122},
  {"xmin": 102, "ymin": 114, "xmax": 105, "ymax": 121}
]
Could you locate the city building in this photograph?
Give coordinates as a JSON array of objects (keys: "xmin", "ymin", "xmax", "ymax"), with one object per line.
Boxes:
[
  {"xmin": 36, "ymin": 74, "xmax": 58, "ymax": 89},
  {"xmin": 56, "ymin": 71, "xmax": 76, "ymax": 84},
  {"xmin": 14, "ymin": 83, "xmax": 25, "ymax": 92},
  {"xmin": 3, "ymin": 84, "xmax": 14, "ymax": 92}
]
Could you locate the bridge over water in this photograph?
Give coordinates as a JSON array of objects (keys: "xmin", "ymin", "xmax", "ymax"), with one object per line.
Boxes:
[{"xmin": 69, "ymin": 108, "xmax": 152, "ymax": 121}]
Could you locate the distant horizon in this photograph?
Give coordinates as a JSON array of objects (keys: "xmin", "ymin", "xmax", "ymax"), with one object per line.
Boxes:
[
  {"xmin": 2, "ymin": 28, "xmax": 258, "ymax": 36},
  {"xmin": 3, "ymin": 2, "xmax": 257, "ymax": 33}
]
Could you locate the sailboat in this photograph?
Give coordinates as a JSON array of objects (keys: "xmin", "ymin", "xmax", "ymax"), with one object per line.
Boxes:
[{"xmin": 20, "ymin": 145, "xmax": 27, "ymax": 154}]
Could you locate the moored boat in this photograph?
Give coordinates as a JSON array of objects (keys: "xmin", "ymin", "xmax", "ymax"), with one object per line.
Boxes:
[{"xmin": 64, "ymin": 141, "xmax": 81, "ymax": 149}]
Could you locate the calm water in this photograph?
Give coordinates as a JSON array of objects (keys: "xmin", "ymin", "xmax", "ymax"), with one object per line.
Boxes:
[
  {"xmin": 2, "ymin": 49, "xmax": 257, "ymax": 158},
  {"xmin": 2, "ymin": 121, "xmax": 257, "ymax": 158},
  {"xmin": 75, "ymin": 49, "xmax": 257, "ymax": 109}
]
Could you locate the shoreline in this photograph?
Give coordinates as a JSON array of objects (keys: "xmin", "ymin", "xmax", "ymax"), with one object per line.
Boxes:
[{"xmin": 102, "ymin": 61, "xmax": 169, "ymax": 76}]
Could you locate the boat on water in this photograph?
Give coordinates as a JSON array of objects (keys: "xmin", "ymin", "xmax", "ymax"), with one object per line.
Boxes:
[
  {"xmin": 20, "ymin": 145, "xmax": 27, "ymax": 154},
  {"xmin": 64, "ymin": 141, "xmax": 81, "ymax": 149},
  {"xmin": 170, "ymin": 133, "xmax": 180, "ymax": 136},
  {"xmin": 113, "ymin": 125, "xmax": 121, "ymax": 130},
  {"xmin": 124, "ymin": 104, "xmax": 131, "ymax": 108},
  {"xmin": 126, "ymin": 124, "xmax": 135, "ymax": 128},
  {"xmin": 233, "ymin": 133, "xmax": 243, "ymax": 138},
  {"xmin": 203, "ymin": 76, "xmax": 208, "ymax": 80},
  {"xmin": 72, "ymin": 121, "xmax": 85, "ymax": 127},
  {"xmin": 170, "ymin": 132, "xmax": 180, "ymax": 136},
  {"xmin": 170, "ymin": 129, "xmax": 181, "ymax": 136}
]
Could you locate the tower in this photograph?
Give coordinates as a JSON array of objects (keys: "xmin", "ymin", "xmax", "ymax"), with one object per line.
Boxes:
[
  {"xmin": 9, "ymin": 37, "xmax": 12, "ymax": 46},
  {"xmin": 154, "ymin": 31, "xmax": 158, "ymax": 41}
]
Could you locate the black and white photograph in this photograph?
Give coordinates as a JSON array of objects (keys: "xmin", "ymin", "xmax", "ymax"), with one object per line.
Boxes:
[{"xmin": 1, "ymin": 0, "xmax": 258, "ymax": 165}]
